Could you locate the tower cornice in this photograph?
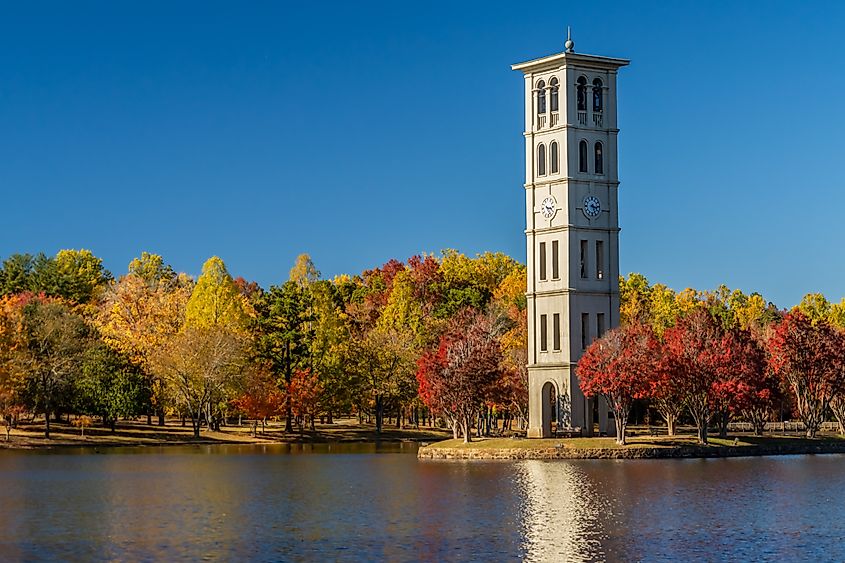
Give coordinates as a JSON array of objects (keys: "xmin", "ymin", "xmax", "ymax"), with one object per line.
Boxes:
[
  {"xmin": 511, "ymin": 51, "xmax": 629, "ymax": 74},
  {"xmin": 524, "ymin": 127, "xmax": 620, "ymax": 136}
]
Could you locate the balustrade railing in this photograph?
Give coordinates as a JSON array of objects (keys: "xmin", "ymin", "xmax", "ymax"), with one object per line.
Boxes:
[
  {"xmin": 726, "ymin": 420, "xmax": 840, "ymax": 433},
  {"xmin": 593, "ymin": 112, "xmax": 603, "ymax": 128},
  {"xmin": 537, "ymin": 114, "xmax": 547, "ymax": 129},
  {"xmin": 577, "ymin": 111, "xmax": 587, "ymax": 126}
]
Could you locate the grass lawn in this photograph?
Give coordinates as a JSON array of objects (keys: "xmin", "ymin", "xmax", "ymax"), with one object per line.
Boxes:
[
  {"xmin": 425, "ymin": 433, "xmax": 845, "ymax": 450},
  {"xmin": 0, "ymin": 417, "xmax": 452, "ymax": 450}
]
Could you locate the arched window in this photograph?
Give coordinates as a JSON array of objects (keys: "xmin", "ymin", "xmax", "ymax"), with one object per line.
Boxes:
[
  {"xmin": 549, "ymin": 78, "xmax": 559, "ymax": 112},
  {"xmin": 579, "ymin": 140, "xmax": 588, "ymax": 173},
  {"xmin": 576, "ymin": 76, "xmax": 587, "ymax": 112},
  {"xmin": 550, "ymin": 141, "xmax": 559, "ymax": 174},
  {"xmin": 537, "ymin": 144, "xmax": 546, "ymax": 176},
  {"xmin": 537, "ymin": 80, "xmax": 547, "ymax": 115},
  {"xmin": 594, "ymin": 142, "xmax": 604, "ymax": 174},
  {"xmin": 592, "ymin": 78, "xmax": 603, "ymax": 113}
]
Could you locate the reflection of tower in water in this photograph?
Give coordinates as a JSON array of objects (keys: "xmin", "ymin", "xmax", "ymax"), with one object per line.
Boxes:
[{"xmin": 516, "ymin": 460, "xmax": 612, "ymax": 561}]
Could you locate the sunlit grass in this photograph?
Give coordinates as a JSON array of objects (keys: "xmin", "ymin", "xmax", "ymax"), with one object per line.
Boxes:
[{"xmin": 426, "ymin": 433, "xmax": 845, "ymax": 450}]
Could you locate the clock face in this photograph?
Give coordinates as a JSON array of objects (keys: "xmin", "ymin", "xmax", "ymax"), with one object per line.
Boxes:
[
  {"xmin": 540, "ymin": 196, "xmax": 556, "ymax": 219},
  {"xmin": 583, "ymin": 195, "xmax": 601, "ymax": 219}
]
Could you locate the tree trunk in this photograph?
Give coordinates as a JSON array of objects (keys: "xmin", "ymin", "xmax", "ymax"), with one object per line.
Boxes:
[
  {"xmin": 375, "ymin": 395, "xmax": 384, "ymax": 435},
  {"xmin": 654, "ymin": 398, "xmax": 682, "ymax": 437},
  {"xmin": 146, "ymin": 411, "xmax": 152, "ymax": 426},
  {"xmin": 615, "ymin": 415, "xmax": 627, "ymax": 445},
  {"xmin": 191, "ymin": 413, "xmax": 201, "ymax": 438},
  {"xmin": 284, "ymin": 359, "xmax": 293, "ymax": 432},
  {"xmin": 158, "ymin": 410, "xmax": 165, "ymax": 427},
  {"xmin": 462, "ymin": 416, "xmax": 472, "ymax": 444},
  {"xmin": 831, "ymin": 398, "xmax": 845, "ymax": 435},
  {"xmin": 689, "ymin": 400, "xmax": 709, "ymax": 444},
  {"xmin": 717, "ymin": 410, "xmax": 730, "ymax": 439},
  {"xmin": 327, "ymin": 410, "xmax": 333, "ymax": 424},
  {"xmin": 44, "ymin": 412, "xmax": 51, "ymax": 439}
]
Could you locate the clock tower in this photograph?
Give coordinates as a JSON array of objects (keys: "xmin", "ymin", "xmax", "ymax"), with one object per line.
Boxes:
[{"xmin": 512, "ymin": 35, "xmax": 628, "ymax": 438}]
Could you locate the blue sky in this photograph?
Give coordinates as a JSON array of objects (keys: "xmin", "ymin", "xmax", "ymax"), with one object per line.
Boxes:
[{"xmin": 1, "ymin": 1, "xmax": 843, "ymax": 307}]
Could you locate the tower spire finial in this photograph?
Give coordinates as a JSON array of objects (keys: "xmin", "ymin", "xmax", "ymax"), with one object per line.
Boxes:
[{"xmin": 565, "ymin": 27, "xmax": 574, "ymax": 53}]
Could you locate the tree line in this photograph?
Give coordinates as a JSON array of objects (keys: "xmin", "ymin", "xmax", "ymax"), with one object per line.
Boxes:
[
  {"xmin": 3, "ymin": 251, "xmax": 843, "ymax": 446},
  {"xmin": 580, "ymin": 274, "xmax": 845, "ymax": 445},
  {"xmin": 0, "ymin": 249, "xmax": 528, "ymax": 440}
]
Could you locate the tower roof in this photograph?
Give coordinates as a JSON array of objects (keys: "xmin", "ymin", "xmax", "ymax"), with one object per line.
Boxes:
[{"xmin": 511, "ymin": 51, "xmax": 629, "ymax": 74}]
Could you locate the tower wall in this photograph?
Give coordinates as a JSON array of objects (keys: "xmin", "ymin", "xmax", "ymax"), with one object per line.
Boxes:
[{"xmin": 513, "ymin": 44, "xmax": 628, "ymax": 438}]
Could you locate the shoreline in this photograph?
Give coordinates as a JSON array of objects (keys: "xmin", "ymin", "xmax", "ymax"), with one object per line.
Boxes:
[
  {"xmin": 0, "ymin": 420, "xmax": 451, "ymax": 451},
  {"xmin": 417, "ymin": 435, "xmax": 845, "ymax": 461}
]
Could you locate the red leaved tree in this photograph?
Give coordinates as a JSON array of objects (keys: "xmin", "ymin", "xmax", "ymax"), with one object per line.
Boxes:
[
  {"xmin": 416, "ymin": 310, "xmax": 502, "ymax": 443},
  {"xmin": 710, "ymin": 329, "xmax": 768, "ymax": 438},
  {"xmin": 768, "ymin": 311, "xmax": 845, "ymax": 438},
  {"xmin": 289, "ymin": 368, "xmax": 323, "ymax": 432},
  {"xmin": 232, "ymin": 365, "xmax": 285, "ymax": 435},
  {"xmin": 663, "ymin": 308, "xmax": 726, "ymax": 444},
  {"xmin": 578, "ymin": 322, "xmax": 659, "ymax": 445},
  {"xmin": 649, "ymin": 347, "xmax": 685, "ymax": 436}
]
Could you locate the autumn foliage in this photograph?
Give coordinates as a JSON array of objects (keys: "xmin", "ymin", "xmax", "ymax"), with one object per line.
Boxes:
[
  {"xmin": 7, "ymin": 245, "xmax": 845, "ymax": 445},
  {"xmin": 578, "ymin": 322, "xmax": 659, "ymax": 444},
  {"xmin": 768, "ymin": 311, "xmax": 845, "ymax": 437},
  {"xmin": 416, "ymin": 310, "xmax": 503, "ymax": 443}
]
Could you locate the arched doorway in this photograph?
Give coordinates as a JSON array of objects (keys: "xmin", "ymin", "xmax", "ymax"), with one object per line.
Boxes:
[{"xmin": 541, "ymin": 381, "xmax": 557, "ymax": 438}]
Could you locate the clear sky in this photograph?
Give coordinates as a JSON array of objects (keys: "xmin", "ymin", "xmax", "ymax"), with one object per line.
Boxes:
[{"xmin": 1, "ymin": 1, "xmax": 843, "ymax": 307}]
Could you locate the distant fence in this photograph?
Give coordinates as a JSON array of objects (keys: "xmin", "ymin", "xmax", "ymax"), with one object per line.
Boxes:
[{"xmin": 727, "ymin": 421, "xmax": 840, "ymax": 433}]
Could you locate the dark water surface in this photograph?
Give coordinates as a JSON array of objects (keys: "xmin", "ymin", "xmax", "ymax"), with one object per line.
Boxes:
[{"xmin": 1, "ymin": 443, "xmax": 843, "ymax": 561}]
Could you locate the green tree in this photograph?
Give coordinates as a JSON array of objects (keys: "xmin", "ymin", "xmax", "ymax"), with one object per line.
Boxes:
[
  {"xmin": 12, "ymin": 297, "xmax": 91, "ymax": 438},
  {"xmin": 310, "ymin": 280, "xmax": 352, "ymax": 422},
  {"xmin": 51, "ymin": 249, "xmax": 112, "ymax": 304},
  {"xmin": 0, "ymin": 254, "xmax": 35, "ymax": 295},
  {"xmin": 345, "ymin": 323, "xmax": 414, "ymax": 434},
  {"xmin": 437, "ymin": 250, "xmax": 520, "ymax": 318},
  {"xmin": 77, "ymin": 344, "xmax": 148, "ymax": 431},
  {"xmin": 253, "ymin": 281, "xmax": 314, "ymax": 432}
]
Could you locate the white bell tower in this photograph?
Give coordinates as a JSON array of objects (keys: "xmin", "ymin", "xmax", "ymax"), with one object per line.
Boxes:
[{"xmin": 512, "ymin": 34, "xmax": 628, "ymax": 438}]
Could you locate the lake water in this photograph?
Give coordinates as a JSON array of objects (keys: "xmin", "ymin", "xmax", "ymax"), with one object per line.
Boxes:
[{"xmin": 0, "ymin": 443, "xmax": 843, "ymax": 561}]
